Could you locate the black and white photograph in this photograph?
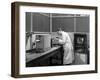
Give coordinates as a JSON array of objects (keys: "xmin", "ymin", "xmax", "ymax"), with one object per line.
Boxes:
[
  {"xmin": 25, "ymin": 12, "xmax": 90, "ymax": 67},
  {"xmin": 11, "ymin": 2, "xmax": 97, "ymax": 78}
]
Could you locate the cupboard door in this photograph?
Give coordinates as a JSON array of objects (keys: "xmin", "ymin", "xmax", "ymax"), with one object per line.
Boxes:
[
  {"xmin": 79, "ymin": 54, "xmax": 87, "ymax": 64},
  {"xmin": 26, "ymin": 12, "xmax": 31, "ymax": 32},
  {"xmin": 74, "ymin": 53, "xmax": 87, "ymax": 64},
  {"xmin": 52, "ymin": 17, "xmax": 74, "ymax": 32},
  {"xmin": 32, "ymin": 13, "xmax": 50, "ymax": 32},
  {"xmin": 74, "ymin": 53, "xmax": 80, "ymax": 64},
  {"xmin": 76, "ymin": 17, "xmax": 89, "ymax": 32}
]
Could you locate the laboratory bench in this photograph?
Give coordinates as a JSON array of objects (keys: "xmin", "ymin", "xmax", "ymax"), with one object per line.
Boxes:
[{"xmin": 26, "ymin": 46, "xmax": 64, "ymax": 67}]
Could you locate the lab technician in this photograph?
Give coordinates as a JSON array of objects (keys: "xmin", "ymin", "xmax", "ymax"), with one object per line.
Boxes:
[{"xmin": 55, "ymin": 28, "xmax": 74, "ymax": 65}]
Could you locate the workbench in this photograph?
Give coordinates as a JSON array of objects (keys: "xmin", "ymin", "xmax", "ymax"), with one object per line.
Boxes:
[{"xmin": 26, "ymin": 46, "xmax": 63, "ymax": 67}]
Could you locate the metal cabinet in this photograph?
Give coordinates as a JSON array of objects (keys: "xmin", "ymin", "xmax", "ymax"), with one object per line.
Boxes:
[{"xmin": 74, "ymin": 33, "xmax": 89, "ymax": 65}]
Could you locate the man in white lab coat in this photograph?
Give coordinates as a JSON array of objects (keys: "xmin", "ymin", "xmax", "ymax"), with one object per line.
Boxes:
[{"xmin": 56, "ymin": 28, "xmax": 74, "ymax": 65}]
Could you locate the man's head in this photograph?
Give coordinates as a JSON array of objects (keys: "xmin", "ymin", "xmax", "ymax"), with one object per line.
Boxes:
[
  {"xmin": 57, "ymin": 28, "xmax": 62, "ymax": 31},
  {"xmin": 57, "ymin": 28, "xmax": 62, "ymax": 36}
]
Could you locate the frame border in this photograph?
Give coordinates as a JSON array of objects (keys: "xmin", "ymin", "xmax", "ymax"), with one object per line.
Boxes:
[{"xmin": 11, "ymin": 2, "xmax": 98, "ymax": 78}]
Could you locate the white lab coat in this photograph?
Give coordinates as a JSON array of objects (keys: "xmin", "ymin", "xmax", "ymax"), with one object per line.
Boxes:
[{"xmin": 58, "ymin": 31, "xmax": 74, "ymax": 64}]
